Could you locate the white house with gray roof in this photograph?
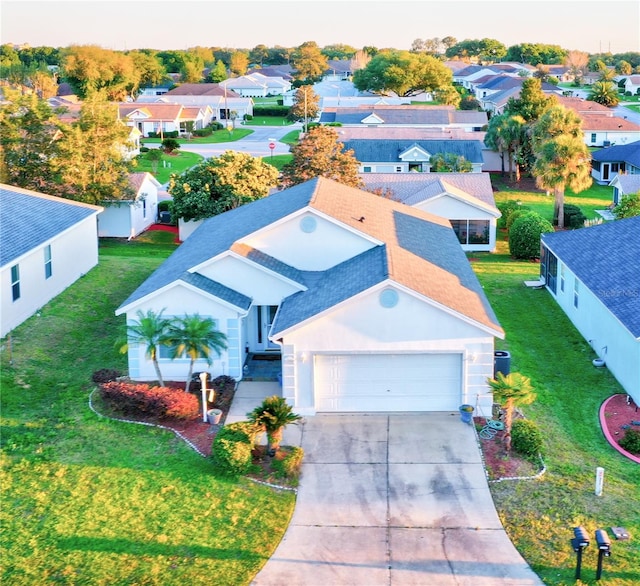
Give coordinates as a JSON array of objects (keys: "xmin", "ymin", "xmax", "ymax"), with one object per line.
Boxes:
[
  {"xmin": 360, "ymin": 173, "xmax": 500, "ymax": 252},
  {"xmin": 116, "ymin": 177, "xmax": 504, "ymax": 415},
  {"xmin": 0, "ymin": 184, "xmax": 103, "ymax": 338},
  {"xmin": 343, "ymin": 139, "xmax": 485, "ymax": 173},
  {"xmin": 540, "ymin": 218, "xmax": 640, "ymax": 406}
]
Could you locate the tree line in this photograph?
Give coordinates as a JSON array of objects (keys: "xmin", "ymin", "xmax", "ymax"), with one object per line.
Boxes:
[{"xmin": 2, "ymin": 40, "xmax": 639, "ymax": 100}]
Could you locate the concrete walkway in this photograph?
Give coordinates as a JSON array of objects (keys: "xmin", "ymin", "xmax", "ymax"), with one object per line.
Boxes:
[{"xmin": 228, "ymin": 383, "xmax": 543, "ymax": 585}]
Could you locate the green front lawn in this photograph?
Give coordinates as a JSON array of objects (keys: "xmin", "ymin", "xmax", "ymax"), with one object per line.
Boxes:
[
  {"xmin": 0, "ymin": 242, "xmax": 295, "ymax": 585},
  {"xmin": 142, "ymin": 128, "xmax": 253, "ymax": 145},
  {"xmin": 133, "ymin": 150, "xmax": 203, "ymax": 184},
  {"xmin": 242, "ymin": 116, "xmax": 293, "ymax": 127},
  {"xmin": 261, "ymin": 154, "xmax": 293, "ymax": 171}
]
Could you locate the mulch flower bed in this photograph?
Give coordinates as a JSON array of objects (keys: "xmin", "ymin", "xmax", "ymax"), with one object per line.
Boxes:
[
  {"xmin": 474, "ymin": 417, "xmax": 542, "ymax": 481},
  {"xmin": 600, "ymin": 393, "xmax": 640, "ymax": 462}
]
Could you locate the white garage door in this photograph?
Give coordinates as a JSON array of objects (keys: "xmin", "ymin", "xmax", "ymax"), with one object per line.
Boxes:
[{"xmin": 314, "ymin": 354, "xmax": 462, "ymax": 412}]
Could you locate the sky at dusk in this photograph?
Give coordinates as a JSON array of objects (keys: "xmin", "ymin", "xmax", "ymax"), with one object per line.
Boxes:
[{"xmin": 2, "ymin": 0, "xmax": 639, "ymax": 56}]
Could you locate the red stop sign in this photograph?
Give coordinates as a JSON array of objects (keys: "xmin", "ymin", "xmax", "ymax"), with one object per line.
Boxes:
[{"xmin": 269, "ymin": 142, "xmax": 275, "ymax": 150}]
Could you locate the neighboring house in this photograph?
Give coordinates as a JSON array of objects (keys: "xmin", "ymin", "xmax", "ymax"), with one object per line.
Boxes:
[
  {"xmin": 220, "ymin": 73, "xmax": 291, "ymax": 97},
  {"xmin": 620, "ymin": 75, "xmax": 640, "ymax": 96},
  {"xmin": 480, "ymin": 84, "xmax": 562, "ymax": 115},
  {"xmin": 342, "ymin": 138, "xmax": 485, "ymax": 173},
  {"xmin": 134, "ymin": 94, "xmax": 254, "ymax": 123},
  {"xmin": 119, "ymin": 102, "xmax": 213, "ymax": 136},
  {"xmin": 319, "ymin": 105, "xmax": 488, "ymax": 131},
  {"xmin": 116, "ymin": 177, "xmax": 504, "ymax": 415},
  {"xmin": 0, "ymin": 184, "xmax": 103, "ymax": 338},
  {"xmin": 360, "ymin": 172, "xmax": 500, "ymax": 252},
  {"xmin": 609, "ymin": 174, "xmax": 640, "ymax": 205},
  {"xmin": 98, "ymin": 173, "xmax": 161, "ymax": 239},
  {"xmin": 540, "ymin": 218, "xmax": 640, "ymax": 406},
  {"xmin": 138, "ymin": 86, "xmax": 171, "ymax": 97},
  {"xmin": 579, "ymin": 115, "xmax": 640, "ymax": 147},
  {"xmin": 591, "ymin": 140, "xmax": 640, "ymax": 184}
]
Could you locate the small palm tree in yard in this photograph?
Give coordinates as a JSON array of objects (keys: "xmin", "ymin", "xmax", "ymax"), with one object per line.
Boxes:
[
  {"xmin": 487, "ymin": 372, "xmax": 536, "ymax": 452},
  {"xmin": 248, "ymin": 395, "xmax": 302, "ymax": 456},
  {"xmin": 169, "ymin": 314, "xmax": 227, "ymax": 394},
  {"xmin": 117, "ymin": 309, "xmax": 173, "ymax": 386}
]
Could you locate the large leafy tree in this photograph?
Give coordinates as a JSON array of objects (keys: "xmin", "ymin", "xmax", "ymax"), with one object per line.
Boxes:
[
  {"xmin": 588, "ymin": 81, "xmax": 620, "ymax": 107},
  {"xmin": 445, "ymin": 38, "xmax": 506, "ymax": 62},
  {"xmin": 485, "ymin": 114, "xmax": 526, "ymax": 181},
  {"xmin": 429, "ymin": 153, "xmax": 472, "ymax": 173},
  {"xmin": 61, "ymin": 45, "xmax": 138, "ymax": 100},
  {"xmin": 353, "ymin": 50, "xmax": 454, "ymax": 97},
  {"xmin": 532, "ymin": 135, "xmax": 592, "ymax": 229},
  {"xmin": 206, "ymin": 59, "xmax": 227, "ymax": 83},
  {"xmin": 118, "ymin": 309, "xmax": 174, "ymax": 386},
  {"xmin": 505, "ymin": 78, "xmax": 556, "ymax": 122},
  {"xmin": 0, "ymin": 88, "xmax": 61, "ymax": 191},
  {"xmin": 281, "ymin": 125, "xmax": 363, "ymax": 189},
  {"xmin": 229, "ymin": 51, "xmax": 249, "ymax": 76},
  {"xmin": 168, "ymin": 315, "xmax": 227, "ymax": 394},
  {"xmin": 52, "ymin": 91, "xmax": 134, "ymax": 204},
  {"xmin": 291, "ymin": 41, "xmax": 328, "ymax": 82},
  {"xmin": 288, "ymin": 85, "xmax": 321, "ymax": 129},
  {"xmin": 169, "ymin": 150, "xmax": 279, "ymax": 221},
  {"xmin": 487, "ymin": 372, "xmax": 536, "ymax": 452},
  {"xmin": 128, "ymin": 50, "xmax": 168, "ymax": 92}
]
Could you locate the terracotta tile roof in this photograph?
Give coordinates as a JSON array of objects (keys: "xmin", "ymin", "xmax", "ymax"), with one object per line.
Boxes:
[
  {"xmin": 120, "ymin": 103, "xmax": 184, "ymax": 121},
  {"xmin": 580, "ymin": 114, "xmax": 640, "ymax": 131},
  {"xmin": 165, "ymin": 83, "xmax": 235, "ymax": 97},
  {"xmin": 556, "ymin": 96, "xmax": 613, "ymax": 115}
]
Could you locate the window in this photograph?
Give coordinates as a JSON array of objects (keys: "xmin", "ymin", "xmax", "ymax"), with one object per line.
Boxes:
[
  {"xmin": 574, "ymin": 279, "xmax": 580, "ymax": 308},
  {"xmin": 44, "ymin": 245, "xmax": 52, "ymax": 279},
  {"xmin": 591, "ymin": 133, "xmax": 597, "ymax": 143},
  {"xmin": 611, "ymin": 163, "xmax": 619, "ymax": 172},
  {"xmin": 560, "ymin": 263, "xmax": 565, "ymax": 292},
  {"xmin": 158, "ymin": 342, "xmax": 179, "ymax": 359},
  {"xmin": 450, "ymin": 219, "xmax": 490, "ymax": 245},
  {"xmin": 363, "ymin": 166, "xmax": 372, "ymax": 173},
  {"xmin": 11, "ymin": 265, "xmax": 20, "ymax": 301},
  {"xmin": 142, "ymin": 198, "xmax": 147, "ymax": 219},
  {"xmin": 395, "ymin": 166, "xmax": 402, "ymax": 173}
]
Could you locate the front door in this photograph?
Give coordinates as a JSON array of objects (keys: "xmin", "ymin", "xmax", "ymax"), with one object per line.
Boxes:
[{"xmin": 256, "ymin": 305, "xmax": 279, "ymax": 351}]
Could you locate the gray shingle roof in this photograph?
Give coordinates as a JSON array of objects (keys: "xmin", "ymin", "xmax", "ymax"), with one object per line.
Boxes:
[
  {"xmin": 118, "ymin": 177, "xmax": 502, "ymax": 335},
  {"xmin": 591, "ymin": 141, "xmax": 640, "ymax": 167},
  {"xmin": 343, "ymin": 139, "xmax": 484, "ymax": 164},
  {"xmin": 179, "ymin": 272, "xmax": 252, "ymax": 310},
  {"xmin": 0, "ymin": 184, "xmax": 102, "ymax": 267},
  {"xmin": 542, "ymin": 217, "xmax": 640, "ymax": 337}
]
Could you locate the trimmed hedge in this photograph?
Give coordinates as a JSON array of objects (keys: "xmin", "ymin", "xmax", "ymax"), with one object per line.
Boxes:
[
  {"xmin": 562, "ymin": 204, "xmax": 587, "ymax": 229},
  {"xmin": 511, "ymin": 419, "xmax": 544, "ymax": 459},
  {"xmin": 252, "ymin": 105, "xmax": 290, "ymax": 117},
  {"xmin": 100, "ymin": 381, "xmax": 199, "ymax": 420},
  {"xmin": 509, "ymin": 212, "xmax": 554, "ymax": 260}
]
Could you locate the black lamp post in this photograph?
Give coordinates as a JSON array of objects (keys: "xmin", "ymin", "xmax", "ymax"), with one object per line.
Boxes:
[
  {"xmin": 595, "ymin": 529, "xmax": 611, "ymax": 580},
  {"xmin": 571, "ymin": 526, "xmax": 590, "ymax": 580}
]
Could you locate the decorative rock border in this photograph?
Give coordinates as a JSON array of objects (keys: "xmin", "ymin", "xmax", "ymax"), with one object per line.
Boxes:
[
  {"xmin": 88, "ymin": 387, "xmax": 298, "ymax": 492},
  {"xmin": 599, "ymin": 394, "xmax": 640, "ymax": 464}
]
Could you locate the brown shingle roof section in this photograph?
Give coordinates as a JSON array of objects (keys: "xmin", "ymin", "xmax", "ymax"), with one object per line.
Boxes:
[{"xmin": 308, "ymin": 178, "xmax": 503, "ymax": 335}]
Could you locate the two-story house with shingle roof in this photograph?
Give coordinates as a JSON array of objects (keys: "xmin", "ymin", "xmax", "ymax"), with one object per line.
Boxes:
[
  {"xmin": 0, "ymin": 184, "xmax": 103, "ymax": 338},
  {"xmin": 116, "ymin": 177, "xmax": 504, "ymax": 415},
  {"xmin": 540, "ymin": 218, "xmax": 640, "ymax": 406}
]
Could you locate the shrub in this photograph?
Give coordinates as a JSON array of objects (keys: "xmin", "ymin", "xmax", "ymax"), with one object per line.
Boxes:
[
  {"xmin": 252, "ymin": 105, "xmax": 290, "ymax": 117},
  {"xmin": 497, "ymin": 200, "xmax": 528, "ymax": 229},
  {"xmin": 100, "ymin": 381, "xmax": 199, "ymax": 420},
  {"xmin": 619, "ymin": 428, "xmax": 640, "ymax": 454},
  {"xmin": 211, "ymin": 375, "xmax": 236, "ymax": 393},
  {"xmin": 243, "ymin": 114, "xmax": 253, "ymax": 121},
  {"xmin": 161, "ymin": 138, "xmax": 180, "ymax": 153},
  {"xmin": 511, "ymin": 419, "xmax": 544, "ymax": 459},
  {"xmin": 140, "ymin": 146, "xmax": 150, "ymax": 153},
  {"xmin": 460, "ymin": 96, "xmax": 481, "ymax": 110},
  {"xmin": 192, "ymin": 128, "xmax": 213, "ymax": 137},
  {"xmin": 509, "ymin": 212, "xmax": 554, "ymax": 260},
  {"xmin": 211, "ymin": 421, "xmax": 262, "ymax": 476},
  {"xmin": 271, "ymin": 446, "xmax": 304, "ymax": 481},
  {"xmin": 562, "ymin": 204, "xmax": 587, "ymax": 229},
  {"xmin": 92, "ymin": 369, "xmax": 122, "ymax": 383},
  {"xmin": 505, "ymin": 209, "xmax": 529, "ymax": 232}
]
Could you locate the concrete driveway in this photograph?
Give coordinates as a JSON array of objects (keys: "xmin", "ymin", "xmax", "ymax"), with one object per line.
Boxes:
[{"xmin": 250, "ymin": 411, "xmax": 543, "ymax": 585}]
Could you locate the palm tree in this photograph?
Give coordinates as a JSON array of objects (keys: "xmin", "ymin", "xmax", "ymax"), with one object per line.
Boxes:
[
  {"xmin": 487, "ymin": 372, "xmax": 536, "ymax": 452},
  {"xmin": 502, "ymin": 115, "xmax": 526, "ymax": 182},
  {"xmin": 117, "ymin": 309, "xmax": 173, "ymax": 386},
  {"xmin": 168, "ymin": 314, "xmax": 227, "ymax": 394},
  {"xmin": 484, "ymin": 114, "xmax": 508, "ymax": 177},
  {"xmin": 247, "ymin": 395, "xmax": 302, "ymax": 456},
  {"xmin": 588, "ymin": 81, "xmax": 620, "ymax": 107},
  {"xmin": 532, "ymin": 135, "xmax": 592, "ymax": 229}
]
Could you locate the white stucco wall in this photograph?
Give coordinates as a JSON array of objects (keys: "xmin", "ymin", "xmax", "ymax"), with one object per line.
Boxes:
[
  {"xmin": 243, "ymin": 211, "xmax": 377, "ymax": 270},
  {"xmin": 548, "ymin": 263, "xmax": 640, "ymax": 406},
  {"xmin": 1, "ymin": 216, "xmax": 100, "ymax": 337},
  {"xmin": 277, "ymin": 285, "xmax": 496, "ymax": 415},
  {"xmin": 124, "ymin": 286, "xmax": 245, "ymax": 382}
]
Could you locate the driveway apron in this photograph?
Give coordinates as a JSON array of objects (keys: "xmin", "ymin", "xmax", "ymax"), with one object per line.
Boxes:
[{"xmin": 252, "ymin": 413, "xmax": 543, "ymax": 586}]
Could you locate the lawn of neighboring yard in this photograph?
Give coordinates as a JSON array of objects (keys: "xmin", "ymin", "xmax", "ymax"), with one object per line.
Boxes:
[
  {"xmin": 491, "ymin": 174, "xmax": 613, "ymax": 221},
  {"xmin": 142, "ymin": 128, "xmax": 253, "ymax": 146},
  {"xmin": 471, "ymin": 237, "xmax": 640, "ymax": 585},
  {"xmin": 261, "ymin": 153, "xmax": 292, "ymax": 171},
  {"xmin": 133, "ymin": 150, "xmax": 203, "ymax": 184},
  {"xmin": 0, "ymin": 235, "xmax": 295, "ymax": 586}
]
